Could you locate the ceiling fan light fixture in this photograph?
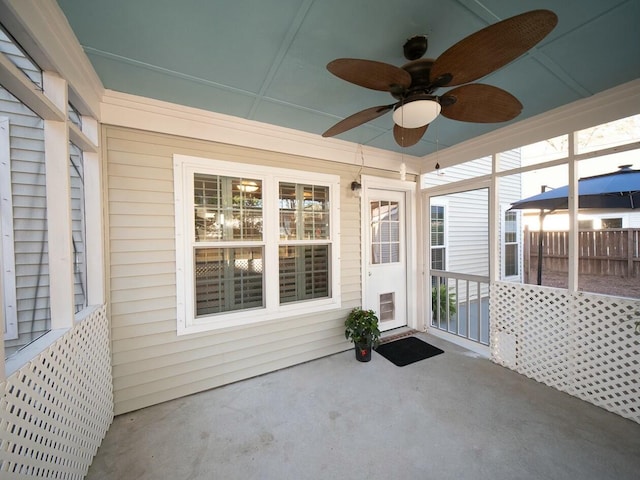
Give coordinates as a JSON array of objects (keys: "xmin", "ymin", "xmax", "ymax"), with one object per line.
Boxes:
[{"xmin": 392, "ymin": 98, "xmax": 441, "ymax": 128}]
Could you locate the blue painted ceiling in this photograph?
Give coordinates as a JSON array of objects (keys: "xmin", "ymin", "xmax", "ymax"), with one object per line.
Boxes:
[{"xmin": 56, "ymin": 0, "xmax": 640, "ymax": 156}]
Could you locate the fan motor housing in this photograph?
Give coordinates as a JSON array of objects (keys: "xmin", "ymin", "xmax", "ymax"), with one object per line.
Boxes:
[{"xmin": 391, "ymin": 59, "xmax": 435, "ymax": 100}]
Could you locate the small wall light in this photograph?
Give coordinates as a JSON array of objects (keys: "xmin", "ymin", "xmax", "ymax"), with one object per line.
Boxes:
[{"xmin": 350, "ymin": 181, "xmax": 362, "ymax": 197}]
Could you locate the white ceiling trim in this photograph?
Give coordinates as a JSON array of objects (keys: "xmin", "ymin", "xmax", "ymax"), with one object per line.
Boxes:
[{"xmin": 100, "ymin": 89, "xmax": 423, "ymax": 174}]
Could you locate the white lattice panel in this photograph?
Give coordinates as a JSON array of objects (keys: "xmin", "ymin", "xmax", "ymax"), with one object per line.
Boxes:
[
  {"xmin": 491, "ymin": 282, "xmax": 640, "ymax": 424},
  {"xmin": 571, "ymin": 293, "xmax": 639, "ymax": 421},
  {"xmin": 0, "ymin": 305, "xmax": 113, "ymax": 478}
]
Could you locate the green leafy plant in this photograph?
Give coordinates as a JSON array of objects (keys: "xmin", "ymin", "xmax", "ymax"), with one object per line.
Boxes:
[
  {"xmin": 344, "ymin": 307, "xmax": 381, "ymax": 347},
  {"xmin": 432, "ymin": 284, "xmax": 456, "ymax": 321}
]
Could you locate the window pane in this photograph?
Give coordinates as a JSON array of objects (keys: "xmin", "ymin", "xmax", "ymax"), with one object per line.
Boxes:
[
  {"xmin": 194, "ymin": 174, "xmax": 262, "ymax": 241},
  {"xmin": 503, "ymin": 210, "xmax": 519, "ymax": 277},
  {"xmin": 518, "ymin": 135, "xmax": 568, "ymax": 168},
  {"xmin": 505, "ymin": 244, "xmax": 518, "ymax": 277},
  {"xmin": 504, "ymin": 211, "xmax": 517, "ymax": 243},
  {"xmin": 576, "ymin": 114, "xmax": 640, "ymax": 154},
  {"xmin": 279, "ymin": 245, "xmax": 330, "ymax": 304},
  {"xmin": 68, "ymin": 102, "xmax": 82, "ymax": 129},
  {"xmin": 1, "ymin": 85, "xmax": 50, "ymax": 359},
  {"xmin": 70, "ymin": 143, "xmax": 87, "ymax": 313},
  {"xmin": 503, "ymin": 162, "xmax": 569, "ymax": 287},
  {"xmin": 601, "ymin": 218, "xmax": 622, "ymax": 229},
  {"xmin": 575, "ymin": 153, "xmax": 639, "ymax": 298},
  {"xmin": 195, "ymin": 247, "xmax": 264, "ymax": 316},
  {"xmin": 431, "ymin": 206, "xmax": 444, "ymax": 246},
  {"xmin": 0, "ymin": 26, "xmax": 42, "ymax": 88},
  {"xmin": 279, "ymin": 183, "xmax": 329, "ymax": 240},
  {"xmin": 431, "ymin": 248, "xmax": 445, "ymax": 270}
]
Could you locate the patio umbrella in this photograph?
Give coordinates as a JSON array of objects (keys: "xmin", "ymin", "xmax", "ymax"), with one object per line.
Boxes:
[
  {"xmin": 510, "ymin": 165, "xmax": 640, "ymax": 284},
  {"xmin": 510, "ymin": 165, "xmax": 640, "ymax": 211}
]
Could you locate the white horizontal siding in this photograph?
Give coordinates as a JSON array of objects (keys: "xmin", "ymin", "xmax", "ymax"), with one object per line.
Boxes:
[
  {"xmin": 446, "ymin": 189, "xmax": 490, "ymax": 277},
  {"xmin": 105, "ymin": 126, "xmax": 400, "ymax": 414},
  {"xmin": 423, "ymin": 156, "xmax": 492, "ymax": 187}
]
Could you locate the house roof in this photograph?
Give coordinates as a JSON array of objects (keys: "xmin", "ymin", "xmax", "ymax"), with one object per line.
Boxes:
[{"xmin": 56, "ymin": 0, "xmax": 640, "ymax": 157}]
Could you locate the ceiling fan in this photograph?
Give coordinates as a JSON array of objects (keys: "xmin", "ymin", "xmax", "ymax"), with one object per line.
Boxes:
[{"xmin": 322, "ymin": 9, "xmax": 558, "ymax": 147}]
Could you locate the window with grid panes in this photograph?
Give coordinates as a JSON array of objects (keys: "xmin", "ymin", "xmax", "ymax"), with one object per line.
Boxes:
[
  {"xmin": 431, "ymin": 205, "xmax": 446, "ymax": 270},
  {"xmin": 504, "ymin": 210, "xmax": 519, "ymax": 277},
  {"xmin": 278, "ymin": 183, "xmax": 330, "ymax": 304},
  {"xmin": 193, "ymin": 173, "xmax": 264, "ymax": 315},
  {"xmin": 174, "ymin": 155, "xmax": 340, "ymax": 334}
]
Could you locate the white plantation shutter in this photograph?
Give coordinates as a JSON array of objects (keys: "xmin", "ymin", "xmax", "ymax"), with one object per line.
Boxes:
[{"xmin": 278, "ymin": 245, "xmax": 330, "ymax": 303}]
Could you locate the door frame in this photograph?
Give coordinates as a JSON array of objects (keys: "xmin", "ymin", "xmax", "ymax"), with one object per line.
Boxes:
[
  {"xmin": 360, "ymin": 175, "xmax": 420, "ymax": 332},
  {"xmin": 422, "ymin": 179, "xmax": 493, "ymax": 356}
]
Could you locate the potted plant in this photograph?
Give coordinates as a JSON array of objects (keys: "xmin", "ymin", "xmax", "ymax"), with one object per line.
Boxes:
[
  {"xmin": 344, "ymin": 307, "xmax": 381, "ymax": 362},
  {"xmin": 432, "ymin": 284, "xmax": 456, "ymax": 322}
]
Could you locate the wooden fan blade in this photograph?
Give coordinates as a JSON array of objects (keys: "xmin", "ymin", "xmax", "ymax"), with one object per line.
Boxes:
[
  {"xmin": 430, "ymin": 10, "xmax": 557, "ymax": 87},
  {"xmin": 327, "ymin": 59, "xmax": 412, "ymax": 92},
  {"xmin": 322, "ymin": 104, "xmax": 394, "ymax": 138},
  {"xmin": 440, "ymin": 84, "xmax": 522, "ymax": 123},
  {"xmin": 393, "ymin": 124, "xmax": 429, "ymax": 147}
]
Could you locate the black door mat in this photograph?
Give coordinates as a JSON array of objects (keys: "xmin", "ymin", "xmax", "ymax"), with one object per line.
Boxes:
[{"xmin": 375, "ymin": 336, "xmax": 444, "ymax": 367}]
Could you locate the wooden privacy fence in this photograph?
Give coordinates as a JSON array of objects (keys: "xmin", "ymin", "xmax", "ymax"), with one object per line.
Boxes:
[{"xmin": 524, "ymin": 228, "xmax": 640, "ymax": 278}]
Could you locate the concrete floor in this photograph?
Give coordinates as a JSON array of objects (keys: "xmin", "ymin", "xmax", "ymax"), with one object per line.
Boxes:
[{"xmin": 87, "ymin": 334, "xmax": 640, "ymax": 480}]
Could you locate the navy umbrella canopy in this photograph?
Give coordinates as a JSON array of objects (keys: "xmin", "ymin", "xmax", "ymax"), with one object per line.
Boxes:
[{"xmin": 510, "ymin": 165, "xmax": 640, "ymax": 211}]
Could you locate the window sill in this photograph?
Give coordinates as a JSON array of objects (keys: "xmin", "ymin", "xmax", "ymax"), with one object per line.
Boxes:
[{"xmin": 178, "ymin": 298, "xmax": 341, "ymax": 336}]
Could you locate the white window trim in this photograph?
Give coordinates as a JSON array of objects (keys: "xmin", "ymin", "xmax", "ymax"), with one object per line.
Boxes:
[
  {"xmin": 0, "ymin": 117, "xmax": 18, "ymax": 340},
  {"xmin": 174, "ymin": 154, "xmax": 341, "ymax": 335}
]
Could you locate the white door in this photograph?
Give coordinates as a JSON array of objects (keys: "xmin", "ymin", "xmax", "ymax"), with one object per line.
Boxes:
[{"xmin": 364, "ymin": 189, "xmax": 407, "ymax": 331}]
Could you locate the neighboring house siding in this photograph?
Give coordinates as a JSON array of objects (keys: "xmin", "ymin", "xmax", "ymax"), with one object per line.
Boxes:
[
  {"xmin": 447, "ymin": 189, "xmax": 489, "ymax": 276},
  {"xmin": 1, "ymin": 86, "xmax": 50, "ymax": 357},
  {"xmin": 105, "ymin": 126, "xmax": 378, "ymax": 414}
]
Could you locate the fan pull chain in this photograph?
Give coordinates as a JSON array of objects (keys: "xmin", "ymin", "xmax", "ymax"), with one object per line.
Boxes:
[{"xmin": 435, "ymin": 124, "xmax": 440, "ymax": 171}]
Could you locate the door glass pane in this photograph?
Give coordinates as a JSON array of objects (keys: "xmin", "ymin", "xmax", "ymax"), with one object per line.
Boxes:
[{"xmin": 371, "ymin": 200, "xmax": 400, "ymax": 264}]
